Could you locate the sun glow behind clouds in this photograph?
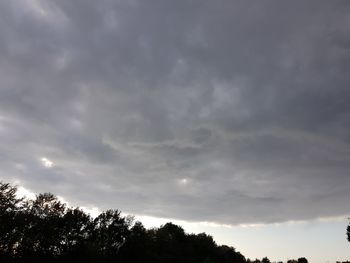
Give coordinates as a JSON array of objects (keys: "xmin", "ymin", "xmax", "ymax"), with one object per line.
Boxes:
[
  {"xmin": 179, "ymin": 178, "xmax": 189, "ymax": 185},
  {"xmin": 40, "ymin": 157, "xmax": 53, "ymax": 168}
]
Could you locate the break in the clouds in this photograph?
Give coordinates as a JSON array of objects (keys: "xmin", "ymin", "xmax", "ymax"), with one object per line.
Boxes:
[{"xmin": 0, "ymin": 0, "xmax": 350, "ymax": 225}]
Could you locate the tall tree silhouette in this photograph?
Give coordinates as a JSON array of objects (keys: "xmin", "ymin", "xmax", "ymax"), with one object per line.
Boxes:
[
  {"xmin": 17, "ymin": 193, "xmax": 66, "ymax": 261},
  {"xmin": 0, "ymin": 182, "xmax": 24, "ymax": 259},
  {"xmin": 118, "ymin": 221, "xmax": 155, "ymax": 262},
  {"xmin": 60, "ymin": 207, "xmax": 93, "ymax": 262},
  {"xmin": 90, "ymin": 209, "xmax": 133, "ymax": 261}
]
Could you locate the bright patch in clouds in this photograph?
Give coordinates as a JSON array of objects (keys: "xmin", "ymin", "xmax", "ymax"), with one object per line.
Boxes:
[
  {"xmin": 179, "ymin": 178, "xmax": 189, "ymax": 185},
  {"xmin": 40, "ymin": 157, "xmax": 53, "ymax": 168}
]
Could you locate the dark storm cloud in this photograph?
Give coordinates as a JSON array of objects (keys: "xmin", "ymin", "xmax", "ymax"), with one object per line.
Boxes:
[{"xmin": 0, "ymin": 0, "xmax": 350, "ymax": 224}]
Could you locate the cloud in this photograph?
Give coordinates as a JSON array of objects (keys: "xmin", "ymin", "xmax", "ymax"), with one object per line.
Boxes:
[{"xmin": 0, "ymin": 0, "xmax": 350, "ymax": 224}]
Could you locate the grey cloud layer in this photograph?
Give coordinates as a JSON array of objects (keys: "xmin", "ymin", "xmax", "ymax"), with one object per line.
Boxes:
[{"xmin": 0, "ymin": 0, "xmax": 350, "ymax": 224}]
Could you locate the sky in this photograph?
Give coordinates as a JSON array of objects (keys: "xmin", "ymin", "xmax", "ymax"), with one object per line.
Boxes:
[{"xmin": 0, "ymin": 0, "xmax": 349, "ymax": 262}]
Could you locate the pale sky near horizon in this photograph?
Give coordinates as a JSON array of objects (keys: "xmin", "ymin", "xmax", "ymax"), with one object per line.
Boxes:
[
  {"xmin": 138, "ymin": 215, "xmax": 349, "ymax": 263},
  {"xmin": 1, "ymin": 0, "xmax": 350, "ymax": 262}
]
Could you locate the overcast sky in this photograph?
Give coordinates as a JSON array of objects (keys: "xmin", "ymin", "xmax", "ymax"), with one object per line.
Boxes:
[{"xmin": 1, "ymin": 0, "xmax": 350, "ymax": 261}]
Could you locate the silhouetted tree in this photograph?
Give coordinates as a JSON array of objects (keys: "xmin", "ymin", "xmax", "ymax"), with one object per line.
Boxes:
[
  {"xmin": 0, "ymin": 182, "xmax": 25, "ymax": 260},
  {"xmin": 347, "ymin": 219, "xmax": 350, "ymax": 243},
  {"xmin": 297, "ymin": 257, "xmax": 308, "ymax": 263},
  {"xmin": 16, "ymin": 193, "xmax": 66, "ymax": 262},
  {"xmin": 187, "ymin": 232, "xmax": 217, "ymax": 262},
  {"xmin": 154, "ymin": 222, "xmax": 188, "ymax": 263},
  {"xmin": 216, "ymin": 245, "xmax": 246, "ymax": 263},
  {"xmin": 59, "ymin": 207, "xmax": 93, "ymax": 261},
  {"xmin": 90, "ymin": 209, "xmax": 132, "ymax": 261},
  {"xmin": 261, "ymin": 257, "xmax": 271, "ymax": 263},
  {"xmin": 118, "ymin": 221, "xmax": 155, "ymax": 262}
]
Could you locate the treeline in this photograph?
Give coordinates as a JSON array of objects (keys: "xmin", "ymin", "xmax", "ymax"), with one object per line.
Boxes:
[{"xmin": 0, "ymin": 182, "xmax": 308, "ymax": 263}]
